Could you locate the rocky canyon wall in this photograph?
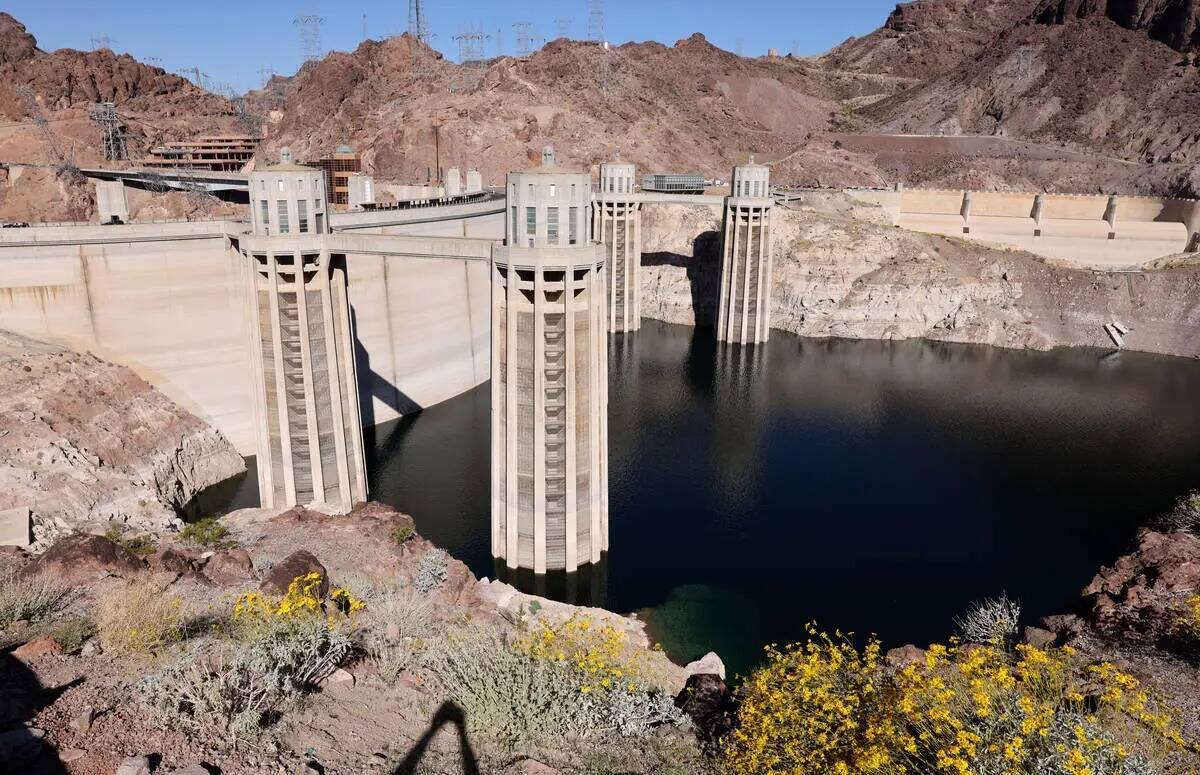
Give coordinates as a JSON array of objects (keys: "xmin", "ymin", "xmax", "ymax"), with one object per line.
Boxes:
[
  {"xmin": 640, "ymin": 195, "xmax": 1200, "ymax": 358},
  {"xmin": 0, "ymin": 330, "xmax": 246, "ymax": 550}
]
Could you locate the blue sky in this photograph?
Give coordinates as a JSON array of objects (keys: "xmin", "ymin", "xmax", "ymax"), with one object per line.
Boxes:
[{"xmin": 5, "ymin": 0, "xmax": 899, "ymax": 93}]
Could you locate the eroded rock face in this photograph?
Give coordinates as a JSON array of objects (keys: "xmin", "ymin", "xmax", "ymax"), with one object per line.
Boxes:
[
  {"xmin": 640, "ymin": 197, "xmax": 1200, "ymax": 358},
  {"xmin": 0, "ymin": 331, "xmax": 245, "ymax": 550},
  {"xmin": 1082, "ymin": 529, "xmax": 1200, "ymax": 643},
  {"xmin": 1034, "ymin": 0, "xmax": 1200, "ymax": 52}
]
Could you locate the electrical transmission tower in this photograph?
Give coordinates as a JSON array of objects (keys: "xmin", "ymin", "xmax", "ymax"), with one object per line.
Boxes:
[
  {"xmin": 145, "ymin": 56, "xmax": 162, "ymax": 67},
  {"xmin": 514, "ymin": 21, "xmax": 535, "ymax": 58},
  {"xmin": 178, "ymin": 67, "xmax": 209, "ymax": 90},
  {"xmin": 452, "ymin": 26, "xmax": 490, "ymax": 92},
  {"xmin": 294, "ymin": 14, "xmax": 325, "ymax": 63},
  {"xmin": 16, "ymin": 86, "xmax": 81, "ymax": 183},
  {"xmin": 90, "ymin": 34, "xmax": 115, "ymax": 51},
  {"xmin": 88, "ymin": 102, "xmax": 128, "ymax": 161},
  {"xmin": 555, "ymin": 17, "xmax": 572, "ymax": 39},
  {"xmin": 587, "ymin": 0, "xmax": 605, "ymax": 43},
  {"xmin": 408, "ymin": 0, "xmax": 430, "ymax": 45}
]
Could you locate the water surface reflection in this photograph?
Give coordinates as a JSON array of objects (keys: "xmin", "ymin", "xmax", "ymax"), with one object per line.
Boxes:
[{"xmin": 364, "ymin": 321, "xmax": 1200, "ymax": 676}]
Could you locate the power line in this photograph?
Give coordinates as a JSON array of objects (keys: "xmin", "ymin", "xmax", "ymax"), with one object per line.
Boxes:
[{"xmin": 587, "ymin": 0, "xmax": 605, "ymax": 44}]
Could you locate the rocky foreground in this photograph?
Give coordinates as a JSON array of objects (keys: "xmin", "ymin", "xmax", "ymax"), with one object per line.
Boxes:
[
  {"xmin": 641, "ymin": 192, "xmax": 1200, "ymax": 358},
  {"xmin": 0, "ymin": 331, "xmax": 245, "ymax": 551}
]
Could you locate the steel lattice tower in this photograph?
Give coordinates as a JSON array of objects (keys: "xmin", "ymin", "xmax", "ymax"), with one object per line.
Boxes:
[
  {"xmin": 88, "ymin": 102, "xmax": 127, "ymax": 161},
  {"xmin": 294, "ymin": 14, "xmax": 325, "ymax": 63}
]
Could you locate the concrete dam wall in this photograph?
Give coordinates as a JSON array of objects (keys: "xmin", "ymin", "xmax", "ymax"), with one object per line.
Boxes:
[
  {"xmin": 848, "ymin": 188, "xmax": 1200, "ymax": 268},
  {"xmin": 0, "ymin": 221, "xmax": 492, "ymax": 454}
]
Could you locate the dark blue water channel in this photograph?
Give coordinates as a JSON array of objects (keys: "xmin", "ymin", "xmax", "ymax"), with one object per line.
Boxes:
[{"xmin": 198, "ymin": 321, "xmax": 1200, "ymax": 678}]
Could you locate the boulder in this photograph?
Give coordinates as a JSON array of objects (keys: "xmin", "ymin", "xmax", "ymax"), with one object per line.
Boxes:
[
  {"xmin": 885, "ymin": 644, "xmax": 927, "ymax": 668},
  {"xmin": 24, "ymin": 533, "xmax": 143, "ymax": 584},
  {"xmin": 166, "ymin": 766, "xmax": 214, "ymax": 775},
  {"xmin": 59, "ymin": 748, "xmax": 87, "ymax": 763},
  {"xmin": 115, "ymin": 754, "xmax": 152, "ymax": 775},
  {"xmin": 202, "ymin": 548, "xmax": 255, "ymax": 584},
  {"xmin": 1081, "ymin": 530, "xmax": 1200, "ymax": 643},
  {"xmin": 11, "ymin": 635, "xmax": 62, "ymax": 662},
  {"xmin": 685, "ymin": 651, "xmax": 726, "ymax": 680},
  {"xmin": 69, "ymin": 707, "xmax": 97, "ymax": 733},
  {"xmin": 675, "ymin": 673, "xmax": 734, "ymax": 745},
  {"xmin": 1022, "ymin": 626, "xmax": 1057, "ymax": 649},
  {"xmin": 506, "ymin": 760, "xmax": 561, "ymax": 775},
  {"xmin": 152, "ymin": 547, "xmax": 195, "ymax": 575},
  {"xmin": 260, "ymin": 550, "xmax": 328, "ymax": 597}
]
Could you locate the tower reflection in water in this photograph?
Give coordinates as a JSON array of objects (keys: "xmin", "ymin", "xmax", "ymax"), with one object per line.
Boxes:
[
  {"xmin": 493, "ymin": 553, "xmax": 609, "ymax": 608},
  {"xmin": 711, "ymin": 341, "xmax": 769, "ymax": 513}
]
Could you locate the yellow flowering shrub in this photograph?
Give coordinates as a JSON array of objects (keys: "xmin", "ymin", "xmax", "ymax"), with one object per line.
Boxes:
[
  {"xmin": 231, "ymin": 572, "xmax": 363, "ymax": 633},
  {"xmin": 515, "ymin": 613, "xmax": 646, "ymax": 693},
  {"xmin": 724, "ymin": 628, "xmax": 1193, "ymax": 775},
  {"xmin": 723, "ymin": 626, "xmax": 899, "ymax": 775},
  {"xmin": 1180, "ymin": 595, "xmax": 1200, "ymax": 641}
]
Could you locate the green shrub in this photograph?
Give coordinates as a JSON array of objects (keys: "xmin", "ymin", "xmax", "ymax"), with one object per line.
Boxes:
[
  {"xmin": 390, "ymin": 521, "xmax": 415, "ymax": 545},
  {"xmin": 38, "ymin": 615, "xmax": 96, "ymax": 654},
  {"xmin": 954, "ymin": 594, "xmax": 1021, "ymax": 647},
  {"xmin": 0, "ymin": 571, "xmax": 71, "ymax": 630},
  {"xmin": 180, "ymin": 517, "xmax": 233, "ymax": 548},
  {"xmin": 414, "ymin": 549, "xmax": 448, "ymax": 594},
  {"xmin": 366, "ymin": 585, "xmax": 434, "ymax": 685},
  {"xmin": 1163, "ymin": 491, "xmax": 1200, "ymax": 535},
  {"xmin": 425, "ymin": 630, "xmax": 686, "ymax": 747},
  {"xmin": 104, "ymin": 527, "xmax": 157, "ymax": 555},
  {"xmin": 139, "ymin": 615, "xmax": 352, "ymax": 741}
]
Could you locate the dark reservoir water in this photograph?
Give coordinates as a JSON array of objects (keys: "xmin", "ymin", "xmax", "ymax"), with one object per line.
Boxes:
[{"xmin": 200, "ymin": 321, "xmax": 1200, "ymax": 678}]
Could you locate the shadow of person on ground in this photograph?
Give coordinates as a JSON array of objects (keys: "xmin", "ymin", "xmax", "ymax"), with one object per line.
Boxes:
[
  {"xmin": 0, "ymin": 649, "xmax": 76, "ymax": 775},
  {"xmin": 392, "ymin": 700, "xmax": 480, "ymax": 775}
]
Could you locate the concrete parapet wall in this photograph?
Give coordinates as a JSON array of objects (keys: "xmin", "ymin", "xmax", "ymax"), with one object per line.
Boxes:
[{"xmin": 890, "ymin": 187, "xmax": 1198, "ymax": 267}]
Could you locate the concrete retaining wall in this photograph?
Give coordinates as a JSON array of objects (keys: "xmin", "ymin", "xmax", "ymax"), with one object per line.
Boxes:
[{"xmin": 886, "ymin": 189, "xmax": 1200, "ymax": 267}]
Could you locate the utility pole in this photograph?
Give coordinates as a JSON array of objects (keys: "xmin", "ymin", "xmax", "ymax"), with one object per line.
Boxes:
[
  {"xmin": 433, "ymin": 124, "xmax": 442, "ymax": 185},
  {"xmin": 408, "ymin": 0, "xmax": 430, "ymax": 45},
  {"xmin": 179, "ymin": 66, "xmax": 209, "ymax": 90}
]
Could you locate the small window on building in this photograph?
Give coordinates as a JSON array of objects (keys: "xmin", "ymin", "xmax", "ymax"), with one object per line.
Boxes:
[
  {"xmin": 571, "ymin": 183, "xmax": 577, "ymax": 198},
  {"xmin": 547, "ymin": 207, "xmax": 559, "ymax": 244},
  {"xmin": 259, "ymin": 180, "xmax": 265, "ymax": 191},
  {"xmin": 277, "ymin": 200, "xmax": 290, "ymax": 233},
  {"xmin": 526, "ymin": 206, "xmax": 536, "ymax": 236},
  {"xmin": 569, "ymin": 207, "xmax": 578, "ymax": 245},
  {"xmin": 528, "ymin": 183, "xmax": 534, "ymax": 199},
  {"xmin": 511, "ymin": 206, "xmax": 518, "ymax": 241},
  {"xmin": 549, "ymin": 183, "xmax": 556, "ymax": 198},
  {"xmin": 277, "ymin": 180, "xmax": 285, "ymax": 192},
  {"xmin": 260, "ymin": 200, "xmax": 270, "ymax": 235},
  {"xmin": 315, "ymin": 213, "xmax": 323, "ymax": 233},
  {"xmin": 297, "ymin": 199, "xmax": 309, "ymax": 233}
]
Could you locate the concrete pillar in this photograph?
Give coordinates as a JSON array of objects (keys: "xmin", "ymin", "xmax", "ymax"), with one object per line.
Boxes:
[
  {"xmin": 492, "ymin": 150, "xmax": 608, "ymax": 573},
  {"xmin": 445, "ymin": 167, "xmax": 462, "ymax": 198},
  {"xmin": 347, "ymin": 173, "xmax": 374, "ymax": 209},
  {"xmin": 960, "ymin": 191, "xmax": 972, "ymax": 234},
  {"xmin": 593, "ymin": 160, "xmax": 642, "ymax": 333},
  {"xmin": 466, "ymin": 168, "xmax": 483, "ymax": 194},
  {"xmin": 1104, "ymin": 195, "xmax": 1118, "ymax": 239},
  {"xmin": 243, "ymin": 150, "xmax": 367, "ymax": 513},
  {"xmin": 1032, "ymin": 194, "xmax": 1044, "ymax": 237},
  {"xmin": 95, "ymin": 180, "xmax": 129, "ymax": 224},
  {"xmin": 717, "ymin": 158, "xmax": 773, "ymax": 345}
]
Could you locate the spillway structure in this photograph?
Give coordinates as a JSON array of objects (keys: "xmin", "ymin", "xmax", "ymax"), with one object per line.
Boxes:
[
  {"xmin": 241, "ymin": 148, "xmax": 368, "ymax": 512},
  {"xmin": 491, "ymin": 147, "xmax": 610, "ymax": 574},
  {"xmin": 592, "ymin": 159, "xmax": 642, "ymax": 332},
  {"xmin": 717, "ymin": 156, "xmax": 774, "ymax": 345}
]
